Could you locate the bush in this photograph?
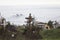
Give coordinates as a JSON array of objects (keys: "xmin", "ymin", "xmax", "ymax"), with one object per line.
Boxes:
[{"xmin": 57, "ymin": 26, "xmax": 60, "ymax": 29}]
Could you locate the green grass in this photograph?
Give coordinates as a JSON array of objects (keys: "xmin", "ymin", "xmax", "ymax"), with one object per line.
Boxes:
[
  {"xmin": 17, "ymin": 27, "xmax": 60, "ymax": 40},
  {"xmin": 41, "ymin": 29, "xmax": 60, "ymax": 40},
  {"xmin": 0, "ymin": 27, "xmax": 60, "ymax": 40}
]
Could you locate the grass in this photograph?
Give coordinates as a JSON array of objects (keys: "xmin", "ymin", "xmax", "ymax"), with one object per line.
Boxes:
[
  {"xmin": 16, "ymin": 28, "xmax": 60, "ymax": 40},
  {"xmin": 0, "ymin": 26, "xmax": 60, "ymax": 40},
  {"xmin": 41, "ymin": 29, "xmax": 60, "ymax": 40}
]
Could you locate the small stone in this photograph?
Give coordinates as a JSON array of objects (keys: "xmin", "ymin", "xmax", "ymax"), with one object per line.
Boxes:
[{"xmin": 11, "ymin": 34, "xmax": 15, "ymax": 37}]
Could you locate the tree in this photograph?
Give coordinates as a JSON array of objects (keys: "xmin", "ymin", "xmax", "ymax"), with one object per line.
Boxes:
[{"xmin": 48, "ymin": 20, "xmax": 53, "ymax": 29}]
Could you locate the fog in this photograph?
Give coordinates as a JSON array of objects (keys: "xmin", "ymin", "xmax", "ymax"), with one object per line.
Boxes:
[{"xmin": 0, "ymin": 5, "xmax": 60, "ymax": 25}]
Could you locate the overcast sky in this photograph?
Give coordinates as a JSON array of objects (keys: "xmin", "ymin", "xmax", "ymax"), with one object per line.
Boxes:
[
  {"xmin": 0, "ymin": 0, "xmax": 60, "ymax": 5},
  {"xmin": 0, "ymin": 0, "xmax": 60, "ymax": 25}
]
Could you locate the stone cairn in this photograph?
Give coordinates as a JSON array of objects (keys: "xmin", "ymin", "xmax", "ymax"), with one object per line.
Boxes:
[{"xmin": 24, "ymin": 13, "xmax": 42, "ymax": 40}]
